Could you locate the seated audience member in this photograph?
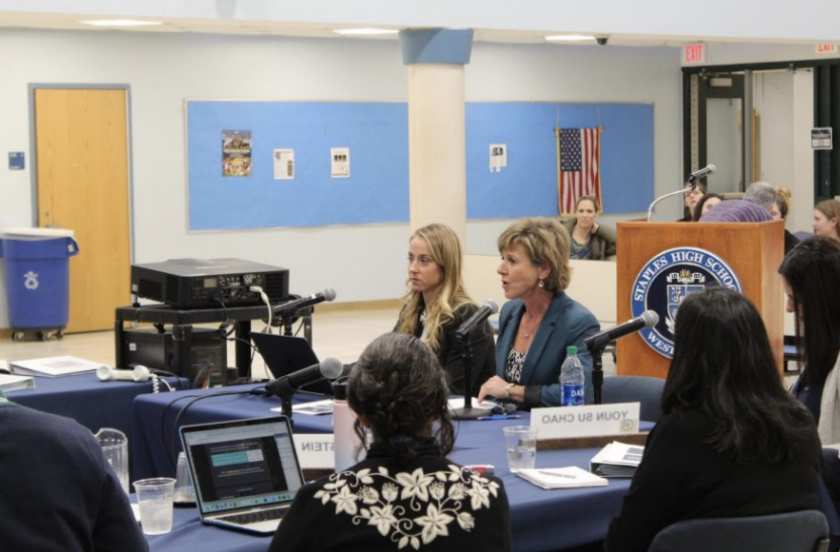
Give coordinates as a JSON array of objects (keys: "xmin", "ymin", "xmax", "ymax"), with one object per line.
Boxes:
[
  {"xmin": 0, "ymin": 393, "xmax": 148, "ymax": 552},
  {"xmin": 678, "ymin": 182, "xmax": 705, "ymax": 222},
  {"xmin": 814, "ymin": 199, "xmax": 840, "ymax": 243},
  {"xmin": 269, "ymin": 333, "xmax": 511, "ymax": 552},
  {"xmin": 605, "ymin": 288, "xmax": 821, "ymax": 552},
  {"xmin": 478, "ymin": 218, "xmax": 599, "ymax": 407},
  {"xmin": 692, "ymin": 192, "xmax": 723, "ymax": 221},
  {"xmin": 699, "ymin": 181, "xmax": 776, "ymax": 223},
  {"xmin": 560, "ymin": 195, "xmax": 616, "ymax": 260},
  {"xmin": 394, "ymin": 223, "xmax": 495, "ymax": 396},
  {"xmin": 770, "ymin": 186, "xmax": 800, "ymax": 254}
]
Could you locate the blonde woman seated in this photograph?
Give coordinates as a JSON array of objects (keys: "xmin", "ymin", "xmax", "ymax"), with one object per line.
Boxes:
[
  {"xmin": 478, "ymin": 218, "xmax": 600, "ymax": 408},
  {"xmin": 394, "ymin": 223, "xmax": 496, "ymax": 397},
  {"xmin": 560, "ymin": 195, "xmax": 616, "ymax": 260}
]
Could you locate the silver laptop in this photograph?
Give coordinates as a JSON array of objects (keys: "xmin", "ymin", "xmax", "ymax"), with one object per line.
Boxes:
[{"xmin": 179, "ymin": 416, "xmax": 304, "ymax": 535}]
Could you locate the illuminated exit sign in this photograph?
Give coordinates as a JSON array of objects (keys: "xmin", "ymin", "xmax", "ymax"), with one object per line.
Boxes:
[
  {"xmin": 684, "ymin": 43, "xmax": 706, "ymax": 64},
  {"xmin": 816, "ymin": 44, "xmax": 838, "ymax": 54}
]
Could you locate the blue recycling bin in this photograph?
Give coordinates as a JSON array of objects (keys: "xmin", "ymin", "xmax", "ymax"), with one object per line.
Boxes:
[{"xmin": 0, "ymin": 230, "xmax": 79, "ymax": 340}]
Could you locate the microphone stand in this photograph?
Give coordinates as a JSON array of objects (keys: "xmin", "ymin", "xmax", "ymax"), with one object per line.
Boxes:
[
  {"xmin": 646, "ymin": 188, "xmax": 690, "ymax": 222},
  {"xmin": 585, "ymin": 343, "xmax": 605, "ymax": 405},
  {"xmin": 451, "ymin": 334, "xmax": 493, "ymax": 420},
  {"xmin": 269, "ymin": 378, "xmax": 295, "ymax": 422}
]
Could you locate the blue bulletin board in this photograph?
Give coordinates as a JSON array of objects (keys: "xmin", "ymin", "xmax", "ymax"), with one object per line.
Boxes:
[{"xmin": 186, "ymin": 101, "xmax": 654, "ymax": 230}]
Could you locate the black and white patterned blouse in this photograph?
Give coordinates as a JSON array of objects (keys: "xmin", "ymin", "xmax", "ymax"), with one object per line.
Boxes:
[{"xmin": 269, "ymin": 440, "xmax": 511, "ymax": 552}]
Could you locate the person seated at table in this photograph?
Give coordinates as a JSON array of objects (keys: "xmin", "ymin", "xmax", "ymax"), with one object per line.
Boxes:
[
  {"xmin": 477, "ymin": 218, "xmax": 600, "ymax": 408},
  {"xmin": 269, "ymin": 332, "xmax": 511, "ymax": 552},
  {"xmin": 692, "ymin": 192, "xmax": 723, "ymax": 221},
  {"xmin": 560, "ymin": 195, "xmax": 616, "ymax": 260},
  {"xmin": 394, "ymin": 223, "xmax": 496, "ymax": 397},
  {"xmin": 678, "ymin": 181, "xmax": 705, "ymax": 221},
  {"xmin": 605, "ymin": 288, "xmax": 821, "ymax": 552},
  {"xmin": 0, "ymin": 392, "xmax": 148, "ymax": 552},
  {"xmin": 814, "ymin": 199, "xmax": 840, "ymax": 243}
]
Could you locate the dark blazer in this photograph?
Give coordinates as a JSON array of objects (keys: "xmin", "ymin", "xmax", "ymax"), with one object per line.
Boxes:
[
  {"xmin": 495, "ymin": 293, "xmax": 600, "ymax": 407},
  {"xmin": 605, "ymin": 408, "xmax": 822, "ymax": 552},
  {"xmin": 398, "ymin": 303, "xmax": 496, "ymax": 397}
]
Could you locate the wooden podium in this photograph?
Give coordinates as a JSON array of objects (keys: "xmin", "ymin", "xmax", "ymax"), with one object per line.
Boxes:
[{"xmin": 615, "ymin": 220, "xmax": 785, "ymax": 379}]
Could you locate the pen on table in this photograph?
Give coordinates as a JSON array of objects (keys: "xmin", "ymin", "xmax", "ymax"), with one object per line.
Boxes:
[
  {"xmin": 538, "ymin": 470, "xmax": 577, "ymax": 479},
  {"xmin": 476, "ymin": 414, "xmax": 521, "ymax": 421}
]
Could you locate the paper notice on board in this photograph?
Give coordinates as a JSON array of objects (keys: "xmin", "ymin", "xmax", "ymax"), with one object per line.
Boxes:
[
  {"xmin": 274, "ymin": 149, "xmax": 295, "ymax": 180},
  {"xmin": 222, "ymin": 130, "xmax": 252, "ymax": 177},
  {"xmin": 331, "ymin": 147, "xmax": 350, "ymax": 178},
  {"xmin": 490, "ymin": 144, "xmax": 507, "ymax": 173}
]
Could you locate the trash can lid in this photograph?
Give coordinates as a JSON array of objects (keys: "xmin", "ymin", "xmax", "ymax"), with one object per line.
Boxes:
[{"xmin": 1, "ymin": 227, "xmax": 75, "ymax": 239}]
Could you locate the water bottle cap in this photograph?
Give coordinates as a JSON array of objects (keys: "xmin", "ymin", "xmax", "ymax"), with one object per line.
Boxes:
[
  {"xmin": 566, "ymin": 345, "xmax": 577, "ymax": 355},
  {"xmin": 332, "ymin": 382, "xmax": 348, "ymax": 400}
]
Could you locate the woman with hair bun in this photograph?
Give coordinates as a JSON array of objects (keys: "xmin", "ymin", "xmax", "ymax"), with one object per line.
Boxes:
[{"xmin": 269, "ymin": 333, "xmax": 511, "ymax": 552}]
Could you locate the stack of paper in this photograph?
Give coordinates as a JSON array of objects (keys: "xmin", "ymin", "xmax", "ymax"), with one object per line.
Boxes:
[
  {"xmin": 517, "ymin": 466, "xmax": 608, "ymax": 489},
  {"xmin": 10, "ymin": 356, "xmax": 102, "ymax": 378},
  {"xmin": 0, "ymin": 374, "xmax": 35, "ymax": 392},
  {"xmin": 590, "ymin": 441, "xmax": 644, "ymax": 478}
]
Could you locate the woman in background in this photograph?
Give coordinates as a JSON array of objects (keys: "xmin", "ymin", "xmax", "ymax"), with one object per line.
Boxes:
[
  {"xmin": 678, "ymin": 182, "xmax": 706, "ymax": 222},
  {"xmin": 270, "ymin": 333, "xmax": 511, "ymax": 552},
  {"xmin": 606, "ymin": 288, "xmax": 821, "ymax": 552},
  {"xmin": 478, "ymin": 217, "xmax": 599, "ymax": 408},
  {"xmin": 394, "ymin": 223, "xmax": 496, "ymax": 397},
  {"xmin": 814, "ymin": 199, "xmax": 840, "ymax": 243},
  {"xmin": 692, "ymin": 192, "xmax": 723, "ymax": 221},
  {"xmin": 560, "ymin": 195, "xmax": 616, "ymax": 260}
]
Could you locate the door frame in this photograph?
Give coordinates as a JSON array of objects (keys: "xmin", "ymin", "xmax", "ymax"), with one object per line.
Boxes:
[{"xmin": 27, "ymin": 83, "xmax": 136, "ymax": 262}]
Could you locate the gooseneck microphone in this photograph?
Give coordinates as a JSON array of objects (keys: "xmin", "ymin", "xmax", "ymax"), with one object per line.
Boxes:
[
  {"xmin": 688, "ymin": 164, "xmax": 716, "ymax": 184},
  {"xmin": 584, "ymin": 310, "xmax": 660, "ymax": 352},
  {"xmin": 455, "ymin": 299, "xmax": 499, "ymax": 339},
  {"xmin": 273, "ymin": 288, "xmax": 337, "ymax": 319},
  {"xmin": 265, "ymin": 357, "xmax": 344, "ymax": 397}
]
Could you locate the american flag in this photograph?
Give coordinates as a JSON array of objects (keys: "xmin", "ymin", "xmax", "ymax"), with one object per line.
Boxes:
[{"xmin": 558, "ymin": 127, "xmax": 601, "ymax": 215}]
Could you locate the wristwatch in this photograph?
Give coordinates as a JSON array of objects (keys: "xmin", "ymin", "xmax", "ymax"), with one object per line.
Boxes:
[{"xmin": 504, "ymin": 382, "xmax": 515, "ymax": 400}]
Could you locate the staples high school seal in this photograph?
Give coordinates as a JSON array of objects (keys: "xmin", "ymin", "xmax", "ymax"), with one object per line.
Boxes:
[{"xmin": 631, "ymin": 247, "xmax": 741, "ymax": 358}]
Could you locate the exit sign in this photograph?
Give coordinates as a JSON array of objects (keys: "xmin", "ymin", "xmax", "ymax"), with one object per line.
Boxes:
[
  {"xmin": 816, "ymin": 43, "xmax": 838, "ymax": 54},
  {"xmin": 684, "ymin": 43, "xmax": 706, "ymax": 64}
]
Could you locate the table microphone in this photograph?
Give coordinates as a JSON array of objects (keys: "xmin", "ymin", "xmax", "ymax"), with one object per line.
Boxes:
[
  {"xmin": 584, "ymin": 310, "xmax": 659, "ymax": 352},
  {"xmin": 265, "ymin": 357, "xmax": 343, "ymax": 397},
  {"xmin": 455, "ymin": 299, "xmax": 499, "ymax": 339},
  {"xmin": 273, "ymin": 288, "xmax": 337, "ymax": 319}
]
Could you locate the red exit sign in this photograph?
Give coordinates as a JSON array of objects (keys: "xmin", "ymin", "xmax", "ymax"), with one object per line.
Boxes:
[
  {"xmin": 684, "ymin": 43, "xmax": 705, "ymax": 64},
  {"xmin": 816, "ymin": 43, "xmax": 838, "ymax": 54}
]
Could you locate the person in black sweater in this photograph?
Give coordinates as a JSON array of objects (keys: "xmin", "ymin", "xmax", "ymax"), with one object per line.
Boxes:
[
  {"xmin": 269, "ymin": 333, "xmax": 511, "ymax": 552},
  {"xmin": 606, "ymin": 288, "xmax": 821, "ymax": 552},
  {"xmin": 394, "ymin": 223, "xmax": 496, "ymax": 397},
  {"xmin": 0, "ymin": 393, "xmax": 147, "ymax": 552}
]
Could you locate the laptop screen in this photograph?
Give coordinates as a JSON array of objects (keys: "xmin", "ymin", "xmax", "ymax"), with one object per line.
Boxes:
[
  {"xmin": 250, "ymin": 333, "xmax": 334, "ymax": 395},
  {"xmin": 180, "ymin": 417, "xmax": 304, "ymax": 516}
]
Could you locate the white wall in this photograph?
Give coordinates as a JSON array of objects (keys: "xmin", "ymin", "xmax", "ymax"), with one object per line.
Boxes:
[{"xmin": 0, "ymin": 29, "xmax": 683, "ymax": 328}]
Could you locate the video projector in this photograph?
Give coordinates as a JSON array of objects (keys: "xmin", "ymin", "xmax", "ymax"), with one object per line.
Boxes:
[{"xmin": 131, "ymin": 258, "xmax": 290, "ymax": 309}]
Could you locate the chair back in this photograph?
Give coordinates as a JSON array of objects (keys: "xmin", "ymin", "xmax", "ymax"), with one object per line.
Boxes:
[
  {"xmin": 601, "ymin": 376, "xmax": 665, "ymax": 422},
  {"xmin": 648, "ymin": 510, "xmax": 829, "ymax": 552}
]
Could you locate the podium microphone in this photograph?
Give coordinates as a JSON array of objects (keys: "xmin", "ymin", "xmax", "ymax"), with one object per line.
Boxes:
[
  {"xmin": 584, "ymin": 310, "xmax": 659, "ymax": 352},
  {"xmin": 273, "ymin": 288, "xmax": 337, "ymax": 319},
  {"xmin": 688, "ymin": 164, "xmax": 716, "ymax": 185}
]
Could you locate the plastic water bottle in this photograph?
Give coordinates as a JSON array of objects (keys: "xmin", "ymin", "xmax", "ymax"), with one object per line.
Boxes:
[{"xmin": 560, "ymin": 345, "xmax": 585, "ymax": 406}]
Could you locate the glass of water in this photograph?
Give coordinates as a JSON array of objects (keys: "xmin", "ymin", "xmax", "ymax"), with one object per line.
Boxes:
[
  {"xmin": 503, "ymin": 426, "xmax": 538, "ymax": 473},
  {"xmin": 133, "ymin": 477, "xmax": 176, "ymax": 535}
]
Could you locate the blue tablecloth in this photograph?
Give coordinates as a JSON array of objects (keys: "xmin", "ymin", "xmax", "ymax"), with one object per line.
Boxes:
[
  {"xmin": 135, "ymin": 388, "xmax": 639, "ymax": 551},
  {"xmin": 7, "ymin": 372, "xmax": 188, "ymax": 443}
]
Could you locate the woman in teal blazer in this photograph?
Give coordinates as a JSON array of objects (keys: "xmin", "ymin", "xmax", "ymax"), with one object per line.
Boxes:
[{"xmin": 478, "ymin": 218, "xmax": 600, "ymax": 408}]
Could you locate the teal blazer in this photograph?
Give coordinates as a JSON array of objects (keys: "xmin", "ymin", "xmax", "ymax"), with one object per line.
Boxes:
[{"xmin": 495, "ymin": 292, "xmax": 600, "ymax": 407}]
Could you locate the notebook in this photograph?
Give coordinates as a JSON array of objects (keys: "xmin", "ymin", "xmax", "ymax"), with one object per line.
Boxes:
[
  {"xmin": 179, "ymin": 416, "xmax": 305, "ymax": 535},
  {"xmin": 516, "ymin": 466, "xmax": 608, "ymax": 489},
  {"xmin": 251, "ymin": 333, "xmax": 335, "ymax": 395}
]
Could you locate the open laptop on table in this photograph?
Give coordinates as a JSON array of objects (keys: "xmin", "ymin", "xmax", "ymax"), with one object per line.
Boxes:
[
  {"xmin": 179, "ymin": 416, "xmax": 304, "ymax": 535},
  {"xmin": 251, "ymin": 333, "xmax": 335, "ymax": 395}
]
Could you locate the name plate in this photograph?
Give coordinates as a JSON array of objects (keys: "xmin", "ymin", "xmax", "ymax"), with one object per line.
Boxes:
[
  {"xmin": 531, "ymin": 402, "xmax": 640, "ymax": 440},
  {"xmin": 293, "ymin": 434, "xmax": 335, "ymax": 469}
]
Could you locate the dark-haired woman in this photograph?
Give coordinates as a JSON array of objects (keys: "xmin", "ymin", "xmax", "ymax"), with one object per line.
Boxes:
[
  {"xmin": 692, "ymin": 192, "xmax": 723, "ymax": 221},
  {"xmin": 605, "ymin": 288, "xmax": 821, "ymax": 552},
  {"xmin": 269, "ymin": 333, "xmax": 511, "ymax": 552}
]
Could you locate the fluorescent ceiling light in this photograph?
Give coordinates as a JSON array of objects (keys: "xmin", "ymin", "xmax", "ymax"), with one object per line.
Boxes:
[
  {"xmin": 545, "ymin": 34, "xmax": 596, "ymax": 42},
  {"xmin": 81, "ymin": 19, "xmax": 162, "ymax": 27},
  {"xmin": 333, "ymin": 28, "xmax": 398, "ymax": 36}
]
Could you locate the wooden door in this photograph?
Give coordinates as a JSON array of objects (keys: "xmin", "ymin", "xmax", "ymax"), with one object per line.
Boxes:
[{"xmin": 34, "ymin": 88, "xmax": 131, "ymax": 333}]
